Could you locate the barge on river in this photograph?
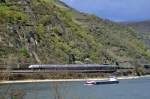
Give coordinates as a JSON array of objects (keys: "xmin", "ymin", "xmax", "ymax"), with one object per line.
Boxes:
[{"xmin": 85, "ymin": 76, "xmax": 119, "ymax": 85}]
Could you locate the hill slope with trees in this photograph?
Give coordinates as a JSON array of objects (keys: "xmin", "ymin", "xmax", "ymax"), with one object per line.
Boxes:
[{"xmin": 0, "ymin": 0, "xmax": 150, "ymax": 68}]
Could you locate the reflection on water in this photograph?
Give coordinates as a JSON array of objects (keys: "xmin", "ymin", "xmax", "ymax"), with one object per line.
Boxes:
[
  {"xmin": 0, "ymin": 84, "xmax": 26, "ymax": 99},
  {"xmin": 10, "ymin": 89, "xmax": 26, "ymax": 99},
  {"xmin": 0, "ymin": 82, "xmax": 70, "ymax": 99},
  {"xmin": 0, "ymin": 77, "xmax": 150, "ymax": 99}
]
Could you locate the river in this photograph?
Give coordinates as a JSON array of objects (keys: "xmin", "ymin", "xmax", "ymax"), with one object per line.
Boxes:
[{"xmin": 0, "ymin": 77, "xmax": 150, "ymax": 99}]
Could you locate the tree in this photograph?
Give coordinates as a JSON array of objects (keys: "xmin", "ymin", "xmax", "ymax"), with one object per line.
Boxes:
[
  {"xmin": 68, "ymin": 54, "xmax": 75, "ymax": 64},
  {"xmin": 0, "ymin": 0, "xmax": 6, "ymax": 3}
]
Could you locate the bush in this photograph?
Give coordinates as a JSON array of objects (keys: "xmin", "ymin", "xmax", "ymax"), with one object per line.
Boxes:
[
  {"xmin": 0, "ymin": 5, "xmax": 28, "ymax": 24},
  {"xmin": 19, "ymin": 48, "xmax": 30, "ymax": 58},
  {"xmin": 135, "ymin": 67, "xmax": 145, "ymax": 76}
]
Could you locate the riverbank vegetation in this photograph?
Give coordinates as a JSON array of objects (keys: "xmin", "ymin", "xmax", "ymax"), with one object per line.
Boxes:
[{"xmin": 1, "ymin": 68, "xmax": 150, "ymax": 81}]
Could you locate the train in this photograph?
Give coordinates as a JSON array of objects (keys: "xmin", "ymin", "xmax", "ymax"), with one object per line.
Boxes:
[
  {"xmin": 28, "ymin": 64, "xmax": 118, "ymax": 71},
  {"xmin": 0, "ymin": 64, "xmax": 134, "ymax": 72}
]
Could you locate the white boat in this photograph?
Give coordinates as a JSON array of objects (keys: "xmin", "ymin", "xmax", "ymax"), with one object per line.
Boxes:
[
  {"xmin": 84, "ymin": 80, "xmax": 96, "ymax": 85},
  {"xmin": 85, "ymin": 76, "xmax": 119, "ymax": 85}
]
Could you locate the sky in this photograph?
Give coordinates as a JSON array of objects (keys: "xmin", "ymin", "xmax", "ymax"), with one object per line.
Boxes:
[{"xmin": 62, "ymin": 0, "xmax": 150, "ymax": 22}]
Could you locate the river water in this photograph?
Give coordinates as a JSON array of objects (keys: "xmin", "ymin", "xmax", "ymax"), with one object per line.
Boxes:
[{"xmin": 0, "ymin": 77, "xmax": 150, "ymax": 99}]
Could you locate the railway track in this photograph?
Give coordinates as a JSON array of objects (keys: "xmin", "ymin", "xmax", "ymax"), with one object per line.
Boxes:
[{"xmin": 0, "ymin": 69, "xmax": 116, "ymax": 74}]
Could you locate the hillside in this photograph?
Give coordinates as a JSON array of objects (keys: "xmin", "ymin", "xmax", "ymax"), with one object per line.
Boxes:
[
  {"xmin": 121, "ymin": 20, "xmax": 150, "ymax": 50},
  {"xmin": 0, "ymin": 0, "xmax": 150, "ymax": 67},
  {"xmin": 123, "ymin": 20, "xmax": 150, "ymax": 33}
]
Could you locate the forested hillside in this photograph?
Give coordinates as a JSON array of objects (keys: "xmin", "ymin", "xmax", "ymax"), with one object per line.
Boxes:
[
  {"xmin": 0, "ymin": 0, "xmax": 150, "ymax": 67},
  {"xmin": 121, "ymin": 20, "xmax": 150, "ymax": 50}
]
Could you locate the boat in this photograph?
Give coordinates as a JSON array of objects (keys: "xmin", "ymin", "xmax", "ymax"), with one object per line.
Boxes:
[
  {"xmin": 85, "ymin": 76, "xmax": 119, "ymax": 85},
  {"xmin": 84, "ymin": 80, "xmax": 96, "ymax": 85}
]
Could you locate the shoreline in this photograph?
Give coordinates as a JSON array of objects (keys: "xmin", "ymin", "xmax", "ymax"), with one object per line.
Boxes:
[{"xmin": 0, "ymin": 75, "xmax": 150, "ymax": 84}]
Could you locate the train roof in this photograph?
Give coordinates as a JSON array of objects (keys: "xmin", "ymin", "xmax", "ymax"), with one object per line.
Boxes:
[{"xmin": 29, "ymin": 64, "xmax": 117, "ymax": 68}]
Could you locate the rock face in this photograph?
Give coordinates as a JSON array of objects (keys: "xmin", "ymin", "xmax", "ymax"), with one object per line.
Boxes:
[{"xmin": 0, "ymin": 0, "xmax": 150, "ymax": 67}]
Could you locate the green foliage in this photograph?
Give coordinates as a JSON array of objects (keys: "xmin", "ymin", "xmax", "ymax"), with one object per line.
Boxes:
[
  {"xmin": 19, "ymin": 48, "xmax": 30, "ymax": 58},
  {"xmin": 35, "ymin": 24, "xmax": 47, "ymax": 40},
  {"xmin": 0, "ymin": 48, "xmax": 7, "ymax": 56},
  {"xmin": 0, "ymin": 47, "xmax": 16, "ymax": 56},
  {"xmin": 51, "ymin": 26, "xmax": 60, "ymax": 34},
  {"xmin": 0, "ymin": 0, "xmax": 150, "ymax": 66},
  {"xmin": 38, "ymin": 15, "xmax": 51, "ymax": 25},
  {"xmin": 135, "ymin": 67, "xmax": 145, "ymax": 76},
  {"xmin": 0, "ymin": 5, "xmax": 28, "ymax": 24}
]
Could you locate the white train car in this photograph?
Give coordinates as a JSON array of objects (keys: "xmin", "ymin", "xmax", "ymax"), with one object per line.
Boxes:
[{"xmin": 28, "ymin": 64, "xmax": 117, "ymax": 71}]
